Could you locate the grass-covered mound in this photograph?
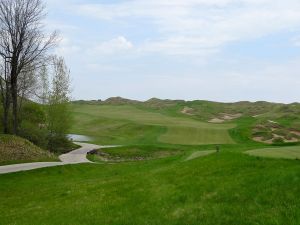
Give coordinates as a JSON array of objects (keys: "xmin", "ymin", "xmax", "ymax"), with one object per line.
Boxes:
[
  {"xmin": 246, "ymin": 146, "xmax": 300, "ymax": 160},
  {"xmin": 0, "ymin": 135, "xmax": 58, "ymax": 165}
]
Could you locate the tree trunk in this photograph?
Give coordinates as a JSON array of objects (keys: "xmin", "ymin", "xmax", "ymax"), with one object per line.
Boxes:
[
  {"xmin": 2, "ymin": 84, "xmax": 10, "ymax": 133},
  {"xmin": 1, "ymin": 64, "xmax": 11, "ymax": 134},
  {"xmin": 11, "ymin": 76, "xmax": 18, "ymax": 135}
]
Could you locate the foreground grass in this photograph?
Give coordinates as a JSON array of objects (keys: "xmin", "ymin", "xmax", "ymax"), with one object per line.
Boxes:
[
  {"xmin": 0, "ymin": 152, "xmax": 300, "ymax": 225},
  {"xmin": 71, "ymin": 104, "xmax": 235, "ymax": 145},
  {"xmin": 2, "ymin": 101, "xmax": 300, "ymax": 224}
]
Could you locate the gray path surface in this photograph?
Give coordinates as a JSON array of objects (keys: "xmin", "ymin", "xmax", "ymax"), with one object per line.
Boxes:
[{"xmin": 0, "ymin": 142, "xmax": 101, "ymax": 174}]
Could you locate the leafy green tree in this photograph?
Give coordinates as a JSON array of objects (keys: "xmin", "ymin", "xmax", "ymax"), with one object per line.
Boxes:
[{"xmin": 47, "ymin": 56, "xmax": 72, "ymax": 152}]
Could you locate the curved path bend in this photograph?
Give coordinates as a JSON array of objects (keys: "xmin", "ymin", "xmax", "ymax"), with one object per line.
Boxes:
[{"xmin": 0, "ymin": 142, "xmax": 102, "ymax": 174}]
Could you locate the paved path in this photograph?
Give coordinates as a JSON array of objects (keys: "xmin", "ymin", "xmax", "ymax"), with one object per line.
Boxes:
[{"xmin": 0, "ymin": 142, "xmax": 101, "ymax": 174}]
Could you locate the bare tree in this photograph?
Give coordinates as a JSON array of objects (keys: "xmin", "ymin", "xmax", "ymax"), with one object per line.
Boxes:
[
  {"xmin": 50, "ymin": 56, "xmax": 71, "ymax": 103},
  {"xmin": 18, "ymin": 65, "xmax": 37, "ymax": 112},
  {"xmin": 0, "ymin": 0, "xmax": 58, "ymax": 134}
]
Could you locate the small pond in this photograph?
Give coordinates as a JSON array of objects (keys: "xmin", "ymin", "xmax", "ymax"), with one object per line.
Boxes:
[{"xmin": 68, "ymin": 134, "xmax": 92, "ymax": 142}]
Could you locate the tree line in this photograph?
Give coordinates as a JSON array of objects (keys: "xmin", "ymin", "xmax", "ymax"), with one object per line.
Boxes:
[{"xmin": 0, "ymin": 0, "xmax": 72, "ymax": 152}]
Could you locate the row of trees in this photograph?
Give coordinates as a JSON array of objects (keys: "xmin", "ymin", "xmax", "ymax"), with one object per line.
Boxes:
[{"xmin": 0, "ymin": 0, "xmax": 72, "ymax": 152}]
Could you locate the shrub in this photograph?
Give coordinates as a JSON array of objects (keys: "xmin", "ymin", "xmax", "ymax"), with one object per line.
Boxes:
[
  {"xmin": 47, "ymin": 134, "xmax": 74, "ymax": 154},
  {"xmin": 19, "ymin": 102, "xmax": 49, "ymax": 149},
  {"xmin": 273, "ymin": 129, "xmax": 289, "ymax": 137},
  {"xmin": 285, "ymin": 133, "xmax": 293, "ymax": 141},
  {"xmin": 259, "ymin": 132, "xmax": 273, "ymax": 141},
  {"xmin": 19, "ymin": 121, "xmax": 48, "ymax": 149},
  {"xmin": 272, "ymin": 137, "xmax": 284, "ymax": 144}
]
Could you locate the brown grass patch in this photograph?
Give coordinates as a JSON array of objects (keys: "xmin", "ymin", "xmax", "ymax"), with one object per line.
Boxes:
[{"xmin": 0, "ymin": 135, "xmax": 57, "ymax": 164}]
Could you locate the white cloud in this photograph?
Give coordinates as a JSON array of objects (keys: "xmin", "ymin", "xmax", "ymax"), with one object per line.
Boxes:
[
  {"xmin": 95, "ymin": 36, "xmax": 133, "ymax": 54},
  {"xmin": 45, "ymin": 0, "xmax": 300, "ymax": 102},
  {"xmin": 55, "ymin": 37, "xmax": 81, "ymax": 57},
  {"xmin": 45, "ymin": 20, "xmax": 79, "ymax": 32},
  {"xmin": 291, "ymin": 36, "xmax": 300, "ymax": 47},
  {"xmin": 76, "ymin": 0, "xmax": 300, "ymax": 56}
]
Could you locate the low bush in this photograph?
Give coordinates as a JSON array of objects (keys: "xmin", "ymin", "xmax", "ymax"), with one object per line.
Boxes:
[
  {"xmin": 48, "ymin": 134, "xmax": 77, "ymax": 154},
  {"xmin": 272, "ymin": 137, "xmax": 284, "ymax": 144},
  {"xmin": 19, "ymin": 121, "xmax": 48, "ymax": 149},
  {"xmin": 273, "ymin": 129, "xmax": 289, "ymax": 137}
]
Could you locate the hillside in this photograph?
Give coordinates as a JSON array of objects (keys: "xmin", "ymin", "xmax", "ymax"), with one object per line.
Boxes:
[
  {"xmin": 71, "ymin": 98, "xmax": 300, "ymax": 145},
  {"xmin": 73, "ymin": 97, "xmax": 299, "ymax": 122},
  {"xmin": 0, "ymin": 135, "xmax": 58, "ymax": 165},
  {"xmin": 70, "ymin": 104, "xmax": 235, "ymax": 146}
]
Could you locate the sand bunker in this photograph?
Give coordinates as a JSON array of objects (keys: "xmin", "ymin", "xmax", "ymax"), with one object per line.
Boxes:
[
  {"xmin": 208, "ymin": 118, "xmax": 225, "ymax": 123},
  {"xmin": 252, "ymin": 124, "xmax": 300, "ymax": 144},
  {"xmin": 181, "ymin": 106, "xmax": 195, "ymax": 116}
]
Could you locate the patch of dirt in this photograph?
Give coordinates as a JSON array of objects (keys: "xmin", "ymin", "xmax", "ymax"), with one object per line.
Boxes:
[
  {"xmin": 221, "ymin": 113, "xmax": 242, "ymax": 120},
  {"xmin": 91, "ymin": 150, "xmax": 180, "ymax": 162},
  {"xmin": 209, "ymin": 113, "xmax": 242, "ymax": 123},
  {"xmin": 208, "ymin": 118, "xmax": 225, "ymax": 123},
  {"xmin": 285, "ymin": 138, "xmax": 299, "ymax": 143},
  {"xmin": 181, "ymin": 106, "xmax": 195, "ymax": 116},
  {"xmin": 253, "ymin": 137, "xmax": 273, "ymax": 144},
  {"xmin": 290, "ymin": 130, "xmax": 300, "ymax": 137}
]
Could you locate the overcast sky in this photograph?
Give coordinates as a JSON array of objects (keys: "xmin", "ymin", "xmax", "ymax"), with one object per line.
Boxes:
[{"xmin": 46, "ymin": 0, "xmax": 300, "ymax": 103}]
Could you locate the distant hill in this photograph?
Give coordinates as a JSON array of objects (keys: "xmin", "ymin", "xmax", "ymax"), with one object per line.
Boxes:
[
  {"xmin": 71, "ymin": 97, "xmax": 300, "ymax": 145},
  {"xmin": 72, "ymin": 97, "xmax": 300, "ymax": 125},
  {"xmin": 73, "ymin": 97, "xmax": 140, "ymax": 105},
  {"xmin": 104, "ymin": 97, "xmax": 141, "ymax": 105}
]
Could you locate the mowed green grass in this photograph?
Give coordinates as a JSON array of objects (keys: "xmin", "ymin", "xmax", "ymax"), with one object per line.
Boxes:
[
  {"xmin": 246, "ymin": 146, "xmax": 300, "ymax": 160},
  {"xmin": 71, "ymin": 104, "xmax": 235, "ymax": 145},
  {"xmin": 185, "ymin": 150, "xmax": 216, "ymax": 161},
  {"xmin": 1, "ymin": 152, "xmax": 300, "ymax": 225}
]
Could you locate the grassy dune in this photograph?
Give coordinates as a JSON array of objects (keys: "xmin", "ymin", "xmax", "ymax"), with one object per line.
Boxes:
[{"xmin": 71, "ymin": 104, "xmax": 235, "ymax": 145}]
